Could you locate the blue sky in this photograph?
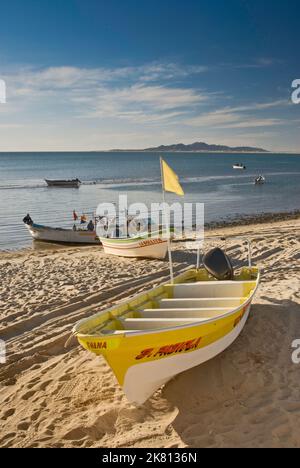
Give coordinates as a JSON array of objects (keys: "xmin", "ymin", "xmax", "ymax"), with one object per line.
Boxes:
[{"xmin": 0, "ymin": 0, "xmax": 299, "ymax": 151}]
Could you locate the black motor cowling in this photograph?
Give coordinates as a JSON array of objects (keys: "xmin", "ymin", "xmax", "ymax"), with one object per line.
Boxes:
[
  {"xmin": 23, "ymin": 214, "xmax": 33, "ymax": 226},
  {"xmin": 203, "ymin": 247, "xmax": 234, "ymax": 280}
]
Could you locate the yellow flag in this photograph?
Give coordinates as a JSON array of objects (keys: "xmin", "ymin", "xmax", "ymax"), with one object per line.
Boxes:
[{"xmin": 161, "ymin": 158, "xmax": 184, "ymax": 196}]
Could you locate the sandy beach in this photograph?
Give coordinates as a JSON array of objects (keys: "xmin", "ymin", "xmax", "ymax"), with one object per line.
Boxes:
[{"xmin": 0, "ymin": 216, "xmax": 300, "ymax": 448}]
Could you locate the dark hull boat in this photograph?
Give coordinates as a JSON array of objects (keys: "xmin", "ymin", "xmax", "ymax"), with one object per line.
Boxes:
[{"xmin": 45, "ymin": 179, "xmax": 81, "ymax": 188}]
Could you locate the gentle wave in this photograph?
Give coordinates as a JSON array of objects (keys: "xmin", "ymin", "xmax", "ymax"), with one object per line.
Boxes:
[
  {"xmin": 0, "ymin": 183, "xmax": 47, "ymax": 190},
  {"xmin": 1, "ymin": 171, "xmax": 299, "ymax": 191}
]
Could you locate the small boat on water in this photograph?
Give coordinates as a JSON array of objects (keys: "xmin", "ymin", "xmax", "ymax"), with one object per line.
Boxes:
[
  {"xmin": 254, "ymin": 175, "xmax": 266, "ymax": 185},
  {"xmin": 23, "ymin": 217, "xmax": 99, "ymax": 245},
  {"xmin": 72, "ymin": 238, "xmax": 260, "ymax": 405},
  {"xmin": 100, "ymin": 230, "xmax": 168, "ymax": 259},
  {"xmin": 233, "ymin": 163, "xmax": 246, "ymax": 170},
  {"xmin": 45, "ymin": 178, "xmax": 81, "ymax": 188}
]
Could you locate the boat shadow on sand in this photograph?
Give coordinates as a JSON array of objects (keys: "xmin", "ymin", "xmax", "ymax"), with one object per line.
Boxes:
[
  {"xmin": 169, "ymin": 249, "xmax": 199, "ymax": 265},
  {"xmin": 154, "ymin": 300, "xmax": 300, "ymax": 447}
]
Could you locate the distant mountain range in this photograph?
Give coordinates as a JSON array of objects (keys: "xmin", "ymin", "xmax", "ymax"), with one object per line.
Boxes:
[
  {"xmin": 110, "ymin": 141, "xmax": 268, "ymax": 153},
  {"xmin": 143, "ymin": 142, "xmax": 268, "ymax": 153}
]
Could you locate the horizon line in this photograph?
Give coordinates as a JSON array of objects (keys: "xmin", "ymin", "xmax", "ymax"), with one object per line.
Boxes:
[{"xmin": 0, "ymin": 150, "xmax": 299, "ymax": 154}]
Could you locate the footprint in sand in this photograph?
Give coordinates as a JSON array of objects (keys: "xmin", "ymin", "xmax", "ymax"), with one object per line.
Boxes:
[
  {"xmin": 30, "ymin": 364, "xmax": 42, "ymax": 370},
  {"xmin": 17, "ymin": 420, "xmax": 31, "ymax": 431},
  {"xmin": 4, "ymin": 378, "xmax": 17, "ymax": 386},
  {"xmin": 63, "ymin": 409, "xmax": 119, "ymax": 443},
  {"xmin": 30, "ymin": 411, "xmax": 40, "ymax": 422},
  {"xmin": 21, "ymin": 390, "xmax": 35, "ymax": 401},
  {"xmin": 0, "ymin": 433, "xmax": 17, "ymax": 446},
  {"xmin": 58, "ymin": 374, "xmax": 71, "ymax": 382},
  {"xmin": 2, "ymin": 408, "xmax": 15, "ymax": 420},
  {"xmin": 62, "ymin": 427, "xmax": 87, "ymax": 441},
  {"xmin": 39, "ymin": 380, "xmax": 52, "ymax": 391},
  {"xmin": 27, "ymin": 377, "xmax": 41, "ymax": 389}
]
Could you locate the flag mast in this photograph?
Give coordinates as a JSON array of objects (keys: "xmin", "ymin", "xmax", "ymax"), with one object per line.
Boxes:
[{"xmin": 160, "ymin": 156, "xmax": 174, "ymax": 284}]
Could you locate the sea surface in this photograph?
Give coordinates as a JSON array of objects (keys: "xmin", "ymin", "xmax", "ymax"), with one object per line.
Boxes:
[{"xmin": 0, "ymin": 151, "xmax": 299, "ymax": 250}]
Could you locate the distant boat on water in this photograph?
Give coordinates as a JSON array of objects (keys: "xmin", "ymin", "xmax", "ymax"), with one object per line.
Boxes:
[
  {"xmin": 45, "ymin": 178, "xmax": 81, "ymax": 188},
  {"xmin": 233, "ymin": 164, "xmax": 246, "ymax": 170},
  {"xmin": 254, "ymin": 175, "xmax": 266, "ymax": 185}
]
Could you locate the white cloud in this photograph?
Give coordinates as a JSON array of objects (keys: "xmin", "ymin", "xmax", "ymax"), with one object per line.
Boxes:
[
  {"xmin": 228, "ymin": 100, "xmax": 289, "ymax": 112},
  {"xmin": 220, "ymin": 119, "xmax": 283, "ymax": 129},
  {"xmin": 0, "ymin": 62, "xmax": 298, "ymax": 151},
  {"xmin": 232, "ymin": 57, "xmax": 284, "ymax": 69},
  {"xmin": 1, "ymin": 63, "xmax": 211, "ymax": 125},
  {"xmin": 80, "ymin": 83, "xmax": 209, "ymax": 124},
  {"xmin": 3, "ymin": 62, "xmax": 208, "ymax": 95},
  {"xmin": 185, "ymin": 100, "xmax": 288, "ymax": 129}
]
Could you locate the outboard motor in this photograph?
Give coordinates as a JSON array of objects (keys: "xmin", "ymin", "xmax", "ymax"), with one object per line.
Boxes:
[
  {"xmin": 203, "ymin": 247, "xmax": 234, "ymax": 281},
  {"xmin": 23, "ymin": 214, "xmax": 33, "ymax": 226}
]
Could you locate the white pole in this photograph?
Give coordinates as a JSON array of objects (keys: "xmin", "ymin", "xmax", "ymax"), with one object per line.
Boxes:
[
  {"xmin": 247, "ymin": 239, "xmax": 252, "ymax": 268},
  {"xmin": 160, "ymin": 157, "xmax": 174, "ymax": 284},
  {"xmin": 196, "ymin": 245, "xmax": 201, "ymax": 270}
]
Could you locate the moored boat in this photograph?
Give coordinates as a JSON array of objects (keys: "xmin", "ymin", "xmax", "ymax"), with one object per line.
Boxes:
[
  {"xmin": 72, "ymin": 238, "xmax": 260, "ymax": 405},
  {"xmin": 254, "ymin": 175, "xmax": 266, "ymax": 185},
  {"xmin": 100, "ymin": 230, "xmax": 168, "ymax": 259},
  {"xmin": 233, "ymin": 163, "xmax": 246, "ymax": 170},
  {"xmin": 24, "ymin": 222, "xmax": 99, "ymax": 244},
  {"xmin": 45, "ymin": 178, "xmax": 81, "ymax": 188}
]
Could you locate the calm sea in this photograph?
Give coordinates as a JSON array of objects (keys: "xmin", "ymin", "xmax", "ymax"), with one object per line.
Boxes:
[{"xmin": 0, "ymin": 151, "xmax": 299, "ymax": 250}]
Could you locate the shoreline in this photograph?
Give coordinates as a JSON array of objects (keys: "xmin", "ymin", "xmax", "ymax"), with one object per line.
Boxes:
[
  {"xmin": 205, "ymin": 209, "xmax": 300, "ymax": 230},
  {"xmin": 1, "ymin": 209, "xmax": 299, "ymax": 255},
  {"xmin": 0, "ymin": 150, "xmax": 300, "ymax": 155}
]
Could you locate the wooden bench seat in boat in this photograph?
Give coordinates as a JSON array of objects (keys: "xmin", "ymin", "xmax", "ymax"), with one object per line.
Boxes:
[
  {"xmin": 159, "ymin": 297, "xmax": 246, "ymax": 308},
  {"xmin": 170, "ymin": 281, "xmax": 256, "ymax": 298},
  {"xmin": 120, "ymin": 317, "xmax": 211, "ymax": 330},
  {"xmin": 139, "ymin": 307, "xmax": 233, "ymax": 319}
]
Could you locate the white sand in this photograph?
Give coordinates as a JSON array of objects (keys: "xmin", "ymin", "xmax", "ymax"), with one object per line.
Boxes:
[{"xmin": 0, "ymin": 218, "xmax": 299, "ymax": 448}]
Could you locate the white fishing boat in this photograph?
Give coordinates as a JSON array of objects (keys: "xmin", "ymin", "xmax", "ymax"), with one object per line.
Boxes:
[
  {"xmin": 24, "ymin": 221, "xmax": 99, "ymax": 244},
  {"xmin": 100, "ymin": 231, "xmax": 168, "ymax": 259},
  {"xmin": 72, "ymin": 237, "xmax": 260, "ymax": 405},
  {"xmin": 45, "ymin": 178, "xmax": 81, "ymax": 188},
  {"xmin": 233, "ymin": 163, "xmax": 246, "ymax": 170},
  {"xmin": 98, "ymin": 158, "xmax": 182, "ymax": 261}
]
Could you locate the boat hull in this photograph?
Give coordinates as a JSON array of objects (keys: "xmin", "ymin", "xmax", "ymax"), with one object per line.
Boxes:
[
  {"xmin": 45, "ymin": 179, "xmax": 80, "ymax": 188},
  {"xmin": 100, "ymin": 236, "xmax": 168, "ymax": 259},
  {"xmin": 123, "ymin": 302, "xmax": 251, "ymax": 404},
  {"xmin": 26, "ymin": 223, "xmax": 100, "ymax": 245}
]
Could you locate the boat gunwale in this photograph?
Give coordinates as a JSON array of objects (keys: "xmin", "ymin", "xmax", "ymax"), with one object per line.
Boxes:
[
  {"xmin": 99, "ymin": 231, "xmax": 170, "ymax": 245},
  {"xmin": 73, "ymin": 268, "xmax": 260, "ymax": 339},
  {"xmin": 28, "ymin": 223, "xmax": 97, "ymax": 235}
]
